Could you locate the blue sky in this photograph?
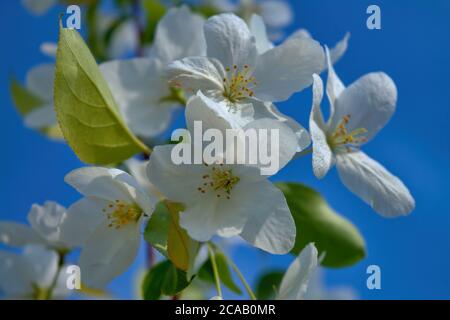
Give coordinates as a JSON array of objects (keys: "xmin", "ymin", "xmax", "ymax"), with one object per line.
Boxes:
[{"xmin": 0, "ymin": 0, "xmax": 449, "ymax": 299}]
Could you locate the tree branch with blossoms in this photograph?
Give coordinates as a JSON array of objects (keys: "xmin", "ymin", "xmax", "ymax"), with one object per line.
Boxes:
[{"xmin": 2, "ymin": 0, "xmax": 414, "ymax": 300}]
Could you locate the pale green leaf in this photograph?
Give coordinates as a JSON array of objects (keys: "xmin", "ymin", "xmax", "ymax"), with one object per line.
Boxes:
[
  {"xmin": 165, "ymin": 201, "xmax": 197, "ymax": 272},
  {"xmin": 54, "ymin": 25, "xmax": 149, "ymax": 164},
  {"xmin": 144, "ymin": 201, "xmax": 171, "ymax": 257}
]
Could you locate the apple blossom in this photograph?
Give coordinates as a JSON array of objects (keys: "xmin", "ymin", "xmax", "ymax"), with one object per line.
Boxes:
[
  {"xmin": 64, "ymin": 167, "xmax": 157, "ymax": 288},
  {"xmin": 0, "ymin": 245, "xmax": 70, "ymax": 299},
  {"xmin": 22, "ymin": 63, "xmax": 57, "ymax": 131},
  {"xmin": 167, "ymin": 13, "xmax": 324, "ymax": 118},
  {"xmin": 22, "ymin": 0, "xmax": 57, "ymax": 16},
  {"xmin": 309, "ymin": 49, "xmax": 415, "ymax": 217},
  {"xmin": 147, "ymin": 94, "xmax": 298, "ymax": 253},
  {"xmin": 0, "ymin": 201, "xmax": 89, "ymax": 251},
  {"xmin": 100, "ymin": 6, "xmax": 206, "ymax": 138}
]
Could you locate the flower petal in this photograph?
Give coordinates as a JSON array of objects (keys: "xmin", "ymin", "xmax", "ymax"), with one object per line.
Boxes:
[
  {"xmin": 23, "ymin": 104, "xmax": 56, "ymax": 129},
  {"xmin": 147, "ymin": 145, "xmax": 209, "ymax": 204},
  {"xmin": 124, "ymin": 99, "xmax": 175, "ymax": 138},
  {"xmin": 64, "ymin": 167, "xmax": 135, "ymax": 203},
  {"xmin": 325, "ymin": 47, "xmax": 345, "ymax": 123},
  {"xmin": 330, "ymin": 72, "xmax": 397, "ymax": 143},
  {"xmin": 26, "ymin": 63, "xmax": 54, "ymax": 101},
  {"xmin": 22, "ymin": 0, "xmax": 56, "ymax": 15},
  {"xmin": 108, "ymin": 19, "xmax": 138, "ymax": 59},
  {"xmin": 167, "ymin": 56, "xmax": 225, "ymax": 96},
  {"xmin": 0, "ymin": 250, "xmax": 29, "ymax": 297},
  {"xmin": 0, "ymin": 222, "xmax": 43, "ymax": 247},
  {"xmin": 243, "ymin": 118, "xmax": 298, "ymax": 175},
  {"xmin": 186, "ymin": 92, "xmax": 254, "ymax": 132},
  {"xmin": 253, "ymin": 36, "xmax": 324, "ymax": 102},
  {"xmin": 204, "ymin": 13, "xmax": 258, "ymax": 68},
  {"xmin": 179, "ymin": 196, "xmax": 222, "ymax": 242},
  {"xmin": 336, "ymin": 151, "xmax": 415, "ymax": 217},
  {"xmin": 150, "ymin": 5, "xmax": 205, "ymax": 64},
  {"xmin": 310, "ymin": 74, "xmax": 333, "ymax": 179},
  {"xmin": 51, "ymin": 265, "xmax": 71, "ymax": 299},
  {"xmin": 20, "ymin": 245, "xmax": 59, "ymax": 290},
  {"xmin": 40, "ymin": 42, "xmax": 57, "ymax": 58},
  {"xmin": 251, "ymin": 101, "xmax": 311, "ymax": 152},
  {"xmin": 79, "ymin": 222, "xmax": 140, "ymax": 288},
  {"xmin": 277, "ymin": 243, "xmax": 318, "ymax": 300},
  {"xmin": 27, "ymin": 201, "xmax": 67, "ymax": 246},
  {"xmin": 60, "ymin": 198, "xmax": 108, "ymax": 248},
  {"xmin": 249, "ymin": 14, "xmax": 274, "ymax": 54},
  {"xmin": 240, "ymin": 181, "xmax": 295, "ymax": 254},
  {"xmin": 259, "ymin": 0, "xmax": 293, "ymax": 28},
  {"xmin": 100, "ymin": 57, "xmax": 173, "ymax": 137},
  {"xmin": 180, "ymin": 177, "xmax": 266, "ymax": 242}
]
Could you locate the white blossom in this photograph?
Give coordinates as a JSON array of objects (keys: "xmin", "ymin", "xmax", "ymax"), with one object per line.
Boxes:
[
  {"xmin": 309, "ymin": 49, "xmax": 415, "ymax": 217},
  {"xmin": 0, "ymin": 245, "xmax": 69, "ymax": 299},
  {"xmin": 0, "ymin": 201, "xmax": 87, "ymax": 251},
  {"xmin": 100, "ymin": 6, "xmax": 206, "ymax": 138},
  {"xmin": 22, "ymin": 0, "xmax": 57, "ymax": 16},
  {"xmin": 22, "ymin": 63, "xmax": 57, "ymax": 130},
  {"xmin": 147, "ymin": 95, "xmax": 298, "ymax": 254},
  {"xmin": 167, "ymin": 13, "xmax": 324, "ymax": 120},
  {"xmin": 64, "ymin": 167, "xmax": 157, "ymax": 288}
]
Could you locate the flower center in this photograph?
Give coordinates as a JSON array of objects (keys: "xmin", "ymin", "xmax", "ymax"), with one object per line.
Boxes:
[
  {"xmin": 102, "ymin": 200, "xmax": 142, "ymax": 229},
  {"xmin": 327, "ymin": 114, "xmax": 368, "ymax": 153},
  {"xmin": 197, "ymin": 164, "xmax": 240, "ymax": 200},
  {"xmin": 222, "ymin": 64, "xmax": 257, "ymax": 104}
]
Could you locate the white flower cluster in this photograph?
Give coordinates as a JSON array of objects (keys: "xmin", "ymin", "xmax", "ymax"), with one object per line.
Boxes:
[{"xmin": 5, "ymin": 3, "xmax": 414, "ymax": 299}]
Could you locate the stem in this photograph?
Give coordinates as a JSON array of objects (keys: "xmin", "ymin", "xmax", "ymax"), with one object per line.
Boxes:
[
  {"xmin": 207, "ymin": 243, "xmax": 223, "ymax": 298},
  {"xmin": 226, "ymin": 256, "xmax": 257, "ymax": 300},
  {"xmin": 43, "ymin": 250, "xmax": 66, "ymax": 300}
]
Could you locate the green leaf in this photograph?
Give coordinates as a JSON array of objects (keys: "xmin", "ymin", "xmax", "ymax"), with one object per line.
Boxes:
[
  {"xmin": 198, "ymin": 252, "xmax": 242, "ymax": 295},
  {"xmin": 54, "ymin": 24, "xmax": 150, "ymax": 164},
  {"xmin": 142, "ymin": 260, "xmax": 191, "ymax": 300},
  {"xmin": 166, "ymin": 201, "xmax": 197, "ymax": 272},
  {"xmin": 145, "ymin": 201, "xmax": 199, "ymax": 272},
  {"xmin": 144, "ymin": 201, "xmax": 171, "ymax": 257},
  {"xmin": 255, "ymin": 270, "xmax": 284, "ymax": 300},
  {"xmin": 142, "ymin": 0, "xmax": 166, "ymax": 44},
  {"xmin": 277, "ymin": 182, "xmax": 366, "ymax": 267}
]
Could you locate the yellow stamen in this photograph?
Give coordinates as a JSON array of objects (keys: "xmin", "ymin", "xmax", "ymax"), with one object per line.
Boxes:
[
  {"xmin": 104, "ymin": 200, "xmax": 142, "ymax": 229},
  {"xmin": 328, "ymin": 114, "xmax": 368, "ymax": 153},
  {"xmin": 197, "ymin": 165, "xmax": 240, "ymax": 200},
  {"xmin": 222, "ymin": 64, "xmax": 257, "ymax": 104}
]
